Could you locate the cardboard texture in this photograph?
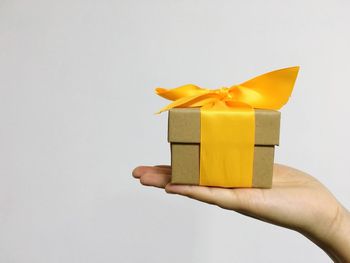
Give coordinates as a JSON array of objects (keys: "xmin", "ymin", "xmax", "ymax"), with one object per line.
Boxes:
[{"xmin": 168, "ymin": 108, "xmax": 281, "ymax": 188}]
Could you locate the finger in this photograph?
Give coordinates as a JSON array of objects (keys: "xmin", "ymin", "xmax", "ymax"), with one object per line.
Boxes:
[
  {"xmin": 132, "ymin": 166, "xmax": 171, "ymax": 178},
  {"xmin": 140, "ymin": 172, "xmax": 171, "ymax": 188},
  {"xmin": 165, "ymin": 184, "xmax": 242, "ymax": 210}
]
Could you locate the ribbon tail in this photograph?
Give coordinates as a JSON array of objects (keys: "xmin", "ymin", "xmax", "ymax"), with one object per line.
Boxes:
[
  {"xmin": 155, "ymin": 84, "xmax": 208, "ymax": 101},
  {"xmin": 236, "ymin": 66, "xmax": 300, "ymax": 110},
  {"xmin": 156, "ymin": 92, "xmax": 220, "ymax": 114}
]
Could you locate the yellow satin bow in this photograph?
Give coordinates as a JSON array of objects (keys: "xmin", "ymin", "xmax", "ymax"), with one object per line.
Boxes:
[{"xmin": 156, "ymin": 66, "xmax": 299, "ymax": 187}]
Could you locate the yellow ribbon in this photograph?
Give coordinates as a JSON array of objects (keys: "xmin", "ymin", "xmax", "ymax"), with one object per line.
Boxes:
[{"xmin": 156, "ymin": 66, "xmax": 299, "ymax": 187}]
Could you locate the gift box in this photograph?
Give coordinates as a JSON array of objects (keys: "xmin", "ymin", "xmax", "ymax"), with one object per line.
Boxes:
[
  {"xmin": 156, "ymin": 66, "xmax": 299, "ymax": 188},
  {"xmin": 168, "ymin": 108, "xmax": 280, "ymax": 188}
]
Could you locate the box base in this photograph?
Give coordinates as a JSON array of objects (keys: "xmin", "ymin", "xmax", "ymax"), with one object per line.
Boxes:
[{"xmin": 171, "ymin": 143, "xmax": 274, "ymax": 188}]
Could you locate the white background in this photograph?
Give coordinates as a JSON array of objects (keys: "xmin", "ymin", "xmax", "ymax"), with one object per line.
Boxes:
[{"xmin": 1, "ymin": 0, "xmax": 349, "ymax": 262}]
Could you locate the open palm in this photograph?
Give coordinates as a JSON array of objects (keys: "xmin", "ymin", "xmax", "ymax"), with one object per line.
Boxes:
[{"xmin": 133, "ymin": 164, "xmax": 349, "ymax": 262}]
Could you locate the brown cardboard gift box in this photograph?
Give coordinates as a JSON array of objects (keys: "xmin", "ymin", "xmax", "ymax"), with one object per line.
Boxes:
[{"xmin": 168, "ymin": 108, "xmax": 281, "ymax": 188}]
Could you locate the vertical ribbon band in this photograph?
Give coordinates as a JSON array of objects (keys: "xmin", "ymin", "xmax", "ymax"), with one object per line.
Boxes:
[{"xmin": 200, "ymin": 103, "xmax": 255, "ymax": 187}]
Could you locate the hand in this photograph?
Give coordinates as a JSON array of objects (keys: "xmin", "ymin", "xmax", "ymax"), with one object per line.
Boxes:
[{"xmin": 132, "ymin": 164, "xmax": 350, "ymax": 263}]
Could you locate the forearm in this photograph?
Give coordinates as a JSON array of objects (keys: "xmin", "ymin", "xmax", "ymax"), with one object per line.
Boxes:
[{"xmin": 303, "ymin": 206, "xmax": 350, "ymax": 263}]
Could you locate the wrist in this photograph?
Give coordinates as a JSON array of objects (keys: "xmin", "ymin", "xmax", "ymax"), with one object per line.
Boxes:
[{"xmin": 303, "ymin": 206, "xmax": 350, "ymax": 262}]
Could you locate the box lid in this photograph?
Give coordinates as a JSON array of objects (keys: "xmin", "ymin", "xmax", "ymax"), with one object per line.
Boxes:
[{"xmin": 168, "ymin": 108, "xmax": 280, "ymax": 145}]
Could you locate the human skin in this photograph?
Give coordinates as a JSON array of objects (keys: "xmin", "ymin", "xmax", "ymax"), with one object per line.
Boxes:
[{"xmin": 132, "ymin": 164, "xmax": 350, "ymax": 262}]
